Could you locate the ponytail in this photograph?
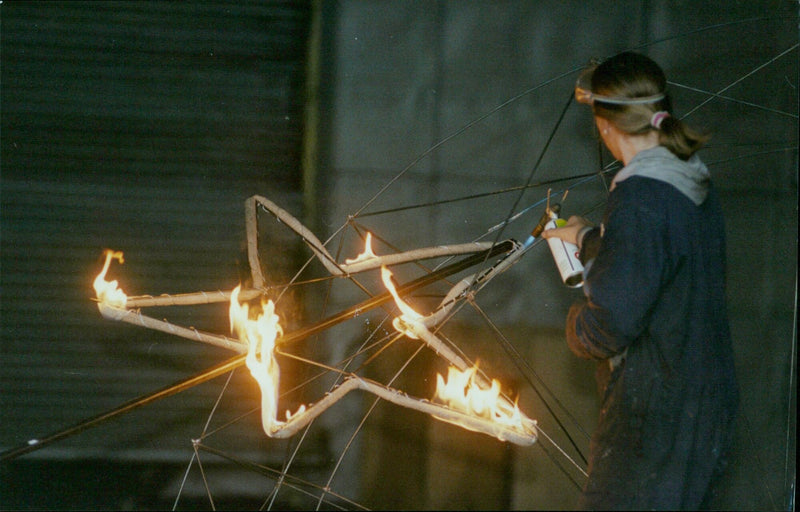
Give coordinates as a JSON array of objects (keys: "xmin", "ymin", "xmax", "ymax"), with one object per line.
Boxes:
[{"xmin": 655, "ymin": 112, "xmax": 709, "ymax": 160}]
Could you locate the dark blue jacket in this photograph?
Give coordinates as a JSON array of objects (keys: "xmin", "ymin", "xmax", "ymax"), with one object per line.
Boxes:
[{"xmin": 567, "ymin": 164, "xmax": 739, "ymax": 510}]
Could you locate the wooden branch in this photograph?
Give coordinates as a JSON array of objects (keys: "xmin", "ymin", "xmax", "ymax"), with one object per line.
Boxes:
[
  {"xmin": 248, "ymin": 195, "xmax": 497, "ymax": 277},
  {"xmin": 97, "ymin": 303, "xmax": 247, "ymax": 354},
  {"xmin": 125, "ymin": 288, "xmax": 263, "ymax": 308},
  {"xmin": 263, "ymin": 376, "xmax": 537, "ymax": 446}
]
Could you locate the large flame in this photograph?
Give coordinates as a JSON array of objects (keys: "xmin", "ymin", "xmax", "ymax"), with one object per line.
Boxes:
[
  {"xmin": 229, "ymin": 285, "xmax": 304, "ymax": 435},
  {"xmin": 93, "ymin": 249, "xmax": 127, "ymax": 309},
  {"xmin": 435, "ymin": 365, "xmax": 523, "ymax": 428}
]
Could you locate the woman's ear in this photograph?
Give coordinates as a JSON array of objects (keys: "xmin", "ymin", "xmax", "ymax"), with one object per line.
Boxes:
[{"xmin": 595, "ymin": 116, "xmax": 610, "ymax": 135}]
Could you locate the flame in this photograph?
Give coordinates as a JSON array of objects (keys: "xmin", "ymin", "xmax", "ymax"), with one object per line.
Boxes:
[
  {"xmin": 435, "ymin": 365, "xmax": 523, "ymax": 428},
  {"xmin": 93, "ymin": 250, "xmax": 127, "ymax": 309},
  {"xmin": 345, "ymin": 232, "xmax": 378, "ymax": 264},
  {"xmin": 229, "ymin": 285, "xmax": 304, "ymax": 434},
  {"xmin": 380, "ymin": 266, "xmax": 425, "ymax": 338},
  {"xmin": 381, "ymin": 266, "xmax": 526, "ymax": 432}
]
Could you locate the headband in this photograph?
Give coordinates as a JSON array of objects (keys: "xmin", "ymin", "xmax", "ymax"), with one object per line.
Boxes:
[{"xmin": 574, "ymin": 64, "xmax": 666, "ymax": 106}]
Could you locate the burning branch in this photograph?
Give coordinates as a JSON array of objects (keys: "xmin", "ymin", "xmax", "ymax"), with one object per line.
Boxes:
[
  {"xmin": 124, "ymin": 288, "xmax": 262, "ymax": 309},
  {"xmin": 97, "ymin": 302, "xmax": 247, "ymax": 354},
  {"xmin": 92, "ymin": 250, "xmax": 247, "ymax": 353},
  {"xmin": 247, "ymin": 195, "xmax": 497, "ymax": 283},
  {"xmin": 89, "ymin": 197, "xmax": 537, "ymax": 448},
  {"xmin": 227, "ymin": 263, "xmax": 536, "ymax": 445},
  {"xmin": 381, "ymin": 265, "xmax": 536, "ymax": 440},
  {"xmin": 228, "ymin": 280, "xmax": 535, "ymax": 445},
  {"xmin": 92, "ymin": 194, "xmax": 526, "ymax": 353},
  {"xmin": 267, "ymin": 376, "xmax": 537, "ymax": 446},
  {"xmin": 9, "ymin": 213, "xmax": 527, "ymax": 461}
]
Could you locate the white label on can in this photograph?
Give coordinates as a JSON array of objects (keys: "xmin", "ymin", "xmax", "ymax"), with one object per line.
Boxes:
[{"xmin": 545, "ymin": 219, "xmax": 584, "ymax": 288}]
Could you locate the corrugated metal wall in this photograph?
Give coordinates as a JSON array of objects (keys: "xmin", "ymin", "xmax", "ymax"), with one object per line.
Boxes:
[{"xmin": 1, "ymin": 1, "xmax": 312, "ymax": 507}]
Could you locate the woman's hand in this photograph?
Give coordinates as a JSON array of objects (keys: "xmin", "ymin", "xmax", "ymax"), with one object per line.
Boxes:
[{"xmin": 541, "ymin": 215, "xmax": 592, "ymax": 246}]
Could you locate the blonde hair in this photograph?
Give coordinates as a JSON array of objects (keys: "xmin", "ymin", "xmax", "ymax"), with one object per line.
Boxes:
[{"xmin": 590, "ymin": 52, "xmax": 709, "ymax": 160}]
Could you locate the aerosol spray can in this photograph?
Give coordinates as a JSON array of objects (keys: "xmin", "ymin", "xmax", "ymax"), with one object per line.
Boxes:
[
  {"xmin": 544, "ymin": 215, "xmax": 584, "ymax": 288},
  {"xmin": 529, "ymin": 202, "xmax": 584, "ymax": 288}
]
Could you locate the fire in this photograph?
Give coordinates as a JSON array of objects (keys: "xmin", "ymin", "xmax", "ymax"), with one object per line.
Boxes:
[
  {"xmin": 229, "ymin": 285, "xmax": 304, "ymax": 435},
  {"xmin": 381, "ymin": 265, "xmax": 526, "ymax": 432},
  {"xmin": 380, "ymin": 266, "xmax": 425, "ymax": 338},
  {"xmin": 435, "ymin": 365, "xmax": 523, "ymax": 428},
  {"xmin": 345, "ymin": 232, "xmax": 377, "ymax": 264},
  {"xmin": 93, "ymin": 250, "xmax": 127, "ymax": 309}
]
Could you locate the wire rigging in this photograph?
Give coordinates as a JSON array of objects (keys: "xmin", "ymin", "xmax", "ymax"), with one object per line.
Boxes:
[{"xmin": 176, "ymin": 30, "xmax": 799, "ymax": 507}]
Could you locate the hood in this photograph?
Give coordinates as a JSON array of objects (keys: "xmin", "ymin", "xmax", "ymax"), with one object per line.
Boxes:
[{"xmin": 610, "ymin": 146, "xmax": 710, "ymax": 205}]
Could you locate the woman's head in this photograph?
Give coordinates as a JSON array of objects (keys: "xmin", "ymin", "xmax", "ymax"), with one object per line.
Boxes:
[{"xmin": 580, "ymin": 52, "xmax": 708, "ymax": 160}]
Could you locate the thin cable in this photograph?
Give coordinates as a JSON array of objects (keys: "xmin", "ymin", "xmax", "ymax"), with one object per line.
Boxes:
[
  {"xmin": 357, "ymin": 172, "xmax": 602, "ymax": 219},
  {"xmin": 267, "ymin": 314, "xmax": 396, "ymax": 509},
  {"xmin": 173, "ymin": 369, "xmax": 237, "ymax": 510},
  {"xmin": 490, "ymin": 90, "xmax": 576, "ymax": 249},
  {"xmin": 471, "ymin": 301, "xmax": 590, "ymax": 462},
  {"xmin": 172, "ymin": 452, "xmax": 198, "ymax": 511},
  {"xmin": 681, "ymin": 44, "xmax": 798, "ymax": 120},
  {"xmin": 627, "ymin": 15, "xmax": 792, "ymax": 53},
  {"xmin": 193, "ymin": 439, "xmax": 217, "ymax": 510},
  {"xmin": 784, "ymin": 270, "xmax": 798, "ymax": 505},
  {"xmin": 535, "ymin": 424, "xmax": 589, "ymax": 479},
  {"xmin": 531, "ymin": 434, "xmax": 586, "ymax": 493},
  {"xmin": 195, "ymin": 442, "xmax": 366, "ymax": 510},
  {"xmin": 314, "ymin": 336, "xmax": 428, "ymax": 510},
  {"xmin": 705, "ymin": 146, "xmax": 799, "ymax": 168},
  {"xmin": 348, "ymin": 68, "xmax": 583, "ymax": 220},
  {"xmin": 668, "ymin": 81, "xmax": 798, "ymax": 119}
]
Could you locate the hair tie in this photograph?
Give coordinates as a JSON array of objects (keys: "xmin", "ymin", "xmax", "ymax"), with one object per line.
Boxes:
[{"xmin": 650, "ymin": 111, "xmax": 670, "ymax": 130}]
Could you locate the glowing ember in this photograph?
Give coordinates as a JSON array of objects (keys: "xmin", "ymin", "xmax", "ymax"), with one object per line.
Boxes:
[
  {"xmin": 345, "ymin": 232, "xmax": 378, "ymax": 265},
  {"xmin": 380, "ymin": 266, "xmax": 425, "ymax": 338},
  {"xmin": 435, "ymin": 365, "xmax": 523, "ymax": 428},
  {"xmin": 229, "ymin": 285, "xmax": 304, "ymax": 435},
  {"xmin": 93, "ymin": 250, "xmax": 127, "ymax": 309}
]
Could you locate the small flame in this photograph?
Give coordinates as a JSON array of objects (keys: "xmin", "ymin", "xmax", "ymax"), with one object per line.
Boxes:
[
  {"xmin": 435, "ymin": 366, "xmax": 523, "ymax": 428},
  {"xmin": 345, "ymin": 232, "xmax": 378, "ymax": 265},
  {"xmin": 380, "ymin": 266, "xmax": 425, "ymax": 338},
  {"xmin": 230, "ymin": 285, "xmax": 304, "ymax": 435},
  {"xmin": 93, "ymin": 250, "xmax": 127, "ymax": 309}
]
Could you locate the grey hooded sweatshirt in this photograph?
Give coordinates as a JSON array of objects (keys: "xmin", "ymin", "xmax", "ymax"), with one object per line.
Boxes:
[{"xmin": 611, "ymin": 145, "xmax": 710, "ymax": 205}]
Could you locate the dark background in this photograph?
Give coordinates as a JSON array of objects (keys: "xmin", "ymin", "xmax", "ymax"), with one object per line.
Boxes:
[{"xmin": 1, "ymin": 1, "xmax": 796, "ymax": 510}]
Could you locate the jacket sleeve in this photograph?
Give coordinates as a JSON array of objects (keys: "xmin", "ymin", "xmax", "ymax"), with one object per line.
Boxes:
[
  {"xmin": 579, "ymin": 227, "xmax": 602, "ymax": 264},
  {"xmin": 566, "ymin": 187, "xmax": 668, "ymax": 360}
]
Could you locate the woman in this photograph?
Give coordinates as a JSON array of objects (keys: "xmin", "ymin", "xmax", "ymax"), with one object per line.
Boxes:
[{"xmin": 542, "ymin": 52, "xmax": 738, "ymax": 510}]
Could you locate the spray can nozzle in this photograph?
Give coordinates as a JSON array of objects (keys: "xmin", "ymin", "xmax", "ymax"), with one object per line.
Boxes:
[{"xmin": 530, "ymin": 203, "xmax": 561, "ymax": 238}]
